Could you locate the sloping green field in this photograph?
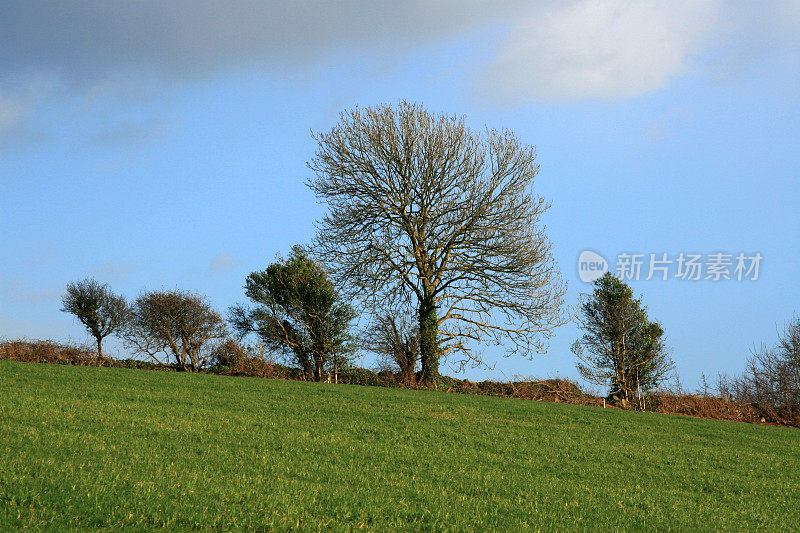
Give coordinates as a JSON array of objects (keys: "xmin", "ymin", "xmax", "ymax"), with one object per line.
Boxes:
[{"xmin": 0, "ymin": 361, "xmax": 798, "ymax": 531}]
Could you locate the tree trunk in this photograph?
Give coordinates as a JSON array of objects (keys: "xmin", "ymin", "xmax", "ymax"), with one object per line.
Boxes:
[
  {"xmin": 419, "ymin": 299, "xmax": 439, "ymax": 386},
  {"xmin": 296, "ymin": 351, "xmax": 314, "ymax": 381},
  {"xmin": 314, "ymin": 358, "xmax": 324, "ymax": 382},
  {"xmin": 399, "ymin": 353, "xmax": 416, "ymax": 386},
  {"xmin": 95, "ymin": 336, "xmax": 103, "ymax": 362}
]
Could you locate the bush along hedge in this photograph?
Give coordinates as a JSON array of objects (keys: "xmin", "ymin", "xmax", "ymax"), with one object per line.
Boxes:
[{"xmin": 1, "ymin": 338, "xmax": 797, "ymax": 428}]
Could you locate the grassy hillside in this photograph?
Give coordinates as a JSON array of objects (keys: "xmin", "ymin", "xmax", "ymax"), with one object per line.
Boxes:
[{"xmin": 1, "ymin": 361, "xmax": 798, "ymax": 531}]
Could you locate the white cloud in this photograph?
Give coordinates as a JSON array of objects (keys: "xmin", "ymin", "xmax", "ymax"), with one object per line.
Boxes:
[
  {"xmin": 0, "ymin": 75, "xmax": 60, "ymax": 149},
  {"xmin": 89, "ymin": 119, "xmax": 171, "ymax": 147},
  {"xmin": 0, "ymin": 95, "xmax": 27, "ymax": 132},
  {"xmin": 477, "ymin": 0, "xmax": 722, "ymax": 102},
  {"xmin": 93, "ymin": 262, "xmax": 137, "ymax": 283},
  {"xmin": 209, "ymin": 253, "xmax": 237, "ymax": 274},
  {"xmin": 699, "ymin": 1, "xmax": 800, "ymax": 81},
  {"xmin": 0, "ymin": 90, "xmax": 36, "ymax": 150}
]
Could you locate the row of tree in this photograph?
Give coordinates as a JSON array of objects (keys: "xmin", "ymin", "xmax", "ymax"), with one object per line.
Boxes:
[
  {"xmin": 63, "ymin": 101, "xmax": 568, "ymax": 385},
  {"xmin": 62, "ymin": 279, "xmax": 226, "ymax": 372},
  {"xmin": 61, "ymin": 247, "xmax": 355, "ymax": 377},
  {"xmin": 60, "ymin": 261, "xmax": 798, "ymax": 408},
  {"xmin": 58, "ymin": 101, "xmax": 797, "ymax": 405}
]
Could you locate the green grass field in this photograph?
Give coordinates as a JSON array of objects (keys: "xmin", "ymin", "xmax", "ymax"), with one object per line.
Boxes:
[{"xmin": 1, "ymin": 361, "xmax": 798, "ymax": 531}]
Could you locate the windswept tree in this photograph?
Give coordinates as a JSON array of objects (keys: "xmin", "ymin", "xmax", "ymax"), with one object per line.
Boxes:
[
  {"xmin": 307, "ymin": 101, "xmax": 568, "ymax": 384},
  {"xmin": 572, "ymin": 273, "xmax": 674, "ymax": 407},
  {"xmin": 122, "ymin": 289, "xmax": 228, "ymax": 371},
  {"xmin": 61, "ymin": 278, "xmax": 128, "ymax": 360},
  {"xmin": 229, "ymin": 246, "xmax": 357, "ymax": 381}
]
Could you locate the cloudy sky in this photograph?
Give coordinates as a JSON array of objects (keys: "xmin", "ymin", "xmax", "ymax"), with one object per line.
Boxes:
[{"xmin": 2, "ymin": 1, "xmax": 799, "ymax": 385}]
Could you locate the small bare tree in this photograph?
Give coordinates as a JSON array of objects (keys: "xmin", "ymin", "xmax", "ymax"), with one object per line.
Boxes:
[
  {"xmin": 61, "ymin": 278, "xmax": 128, "ymax": 360},
  {"xmin": 122, "ymin": 289, "xmax": 227, "ymax": 371},
  {"xmin": 775, "ymin": 315, "xmax": 800, "ymax": 405},
  {"xmin": 698, "ymin": 372, "xmax": 712, "ymax": 397},
  {"xmin": 307, "ymin": 101, "xmax": 568, "ymax": 384},
  {"xmin": 740, "ymin": 315, "xmax": 800, "ymax": 407},
  {"xmin": 366, "ymin": 312, "xmax": 419, "ymax": 384}
]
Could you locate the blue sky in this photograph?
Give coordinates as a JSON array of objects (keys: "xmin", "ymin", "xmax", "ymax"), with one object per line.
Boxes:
[{"xmin": 1, "ymin": 1, "xmax": 798, "ymax": 388}]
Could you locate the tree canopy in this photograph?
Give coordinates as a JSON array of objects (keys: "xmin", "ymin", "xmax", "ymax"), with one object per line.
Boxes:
[
  {"xmin": 572, "ymin": 273, "xmax": 674, "ymax": 406},
  {"xmin": 61, "ymin": 278, "xmax": 128, "ymax": 360},
  {"xmin": 122, "ymin": 289, "xmax": 228, "ymax": 371},
  {"xmin": 229, "ymin": 246, "xmax": 356, "ymax": 381},
  {"xmin": 307, "ymin": 101, "xmax": 567, "ymax": 383}
]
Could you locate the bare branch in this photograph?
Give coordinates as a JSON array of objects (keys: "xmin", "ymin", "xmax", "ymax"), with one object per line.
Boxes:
[{"xmin": 307, "ymin": 101, "xmax": 568, "ymax": 382}]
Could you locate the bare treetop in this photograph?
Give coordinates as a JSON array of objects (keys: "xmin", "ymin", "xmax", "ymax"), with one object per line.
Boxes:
[
  {"xmin": 121, "ymin": 289, "xmax": 227, "ymax": 372},
  {"xmin": 307, "ymin": 101, "xmax": 568, "ymax": 381}
]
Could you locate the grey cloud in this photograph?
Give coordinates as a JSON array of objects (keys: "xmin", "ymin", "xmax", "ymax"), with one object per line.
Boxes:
[
  {"xmin": 0, "ymin": 94, "xmax": 26, "ymax": 131},
  {"xmin": 0, "ymin": 1, "xmax": 524, "ymax": 88},
  {"xmin": 1, "ymin": 1, "xmax": 798, "ymax": 106},
  {"xmin": 0, "ymin": 78, "xmax": 57, "ymax": 150}
]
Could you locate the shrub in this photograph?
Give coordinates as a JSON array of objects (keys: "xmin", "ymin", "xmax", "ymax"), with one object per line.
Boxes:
[
  {"xmin": 376, "ymin": 370, "xmax": 400, "ymax": 388},
  {"xmin": 210, "ymin": 339, "xmax": 248, "ymax": 368},
  {"xmin": 0, "ymin": 339, "xmax": 100, "ymax": 366},
  {"xmin": 338, "ymin": 367, "xmax": 382, "ymax": 387},
  {"xmin": 122, "ymin": 289, "xmax": 228, "ymax": 371},
  {"xmin": 510, "ymin": 378, "xmax": 596, "ymax": 404},
  {"xmin": 111, "ymin": 359, "xmax": 173, "ymax": 371},
  {"xmin": 210, "ymin": 340, "xmax": 277, "ymax": 379}
]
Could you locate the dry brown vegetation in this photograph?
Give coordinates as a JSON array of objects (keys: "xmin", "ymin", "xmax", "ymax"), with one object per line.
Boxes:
[
  {"xmin": 644, "ymin": 393, "xmax": 800, "ymax": 427},
  {"xmin": 0, "ymin": 339, "xmax": 102, "ymax": 366},
  {"xmin": 436, "ymin": 376, "xmax": 603, "ymax": 406},
  {"xmin": 2, "ymin": 338, "xmax": 797, "ymax": 428},
  {"xmin": 0, "ymin": 339, "xmax": 172, "ymax": 371}
]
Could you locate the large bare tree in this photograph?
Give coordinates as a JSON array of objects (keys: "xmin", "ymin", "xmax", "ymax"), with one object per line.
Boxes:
[{"xmin": 307, "ymin": 101, "xmax": 568, "ymax": 383}]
